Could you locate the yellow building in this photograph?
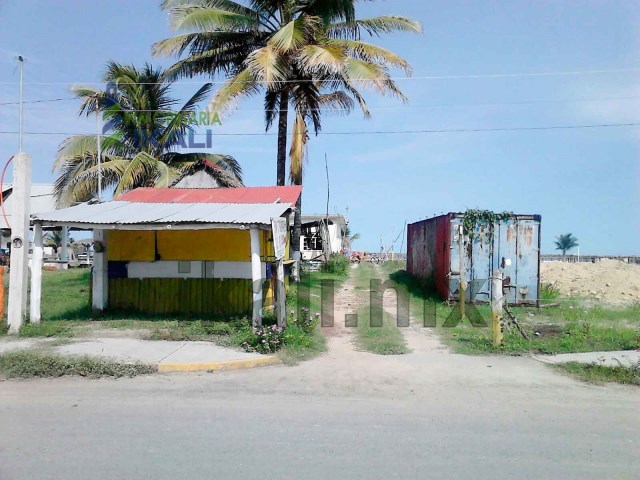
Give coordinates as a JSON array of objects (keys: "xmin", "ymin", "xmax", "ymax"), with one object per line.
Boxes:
[{"xmin": 30, "ymin": 186, "xmax": 301, "ymax": 327}]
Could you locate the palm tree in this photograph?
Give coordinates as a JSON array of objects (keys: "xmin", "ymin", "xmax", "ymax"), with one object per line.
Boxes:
[
  {"xmin": 343, "ymin": 224, "xmax": 360, "ymax": 251},
  {"xmin": 554, "ymin": 233, "xmax": 579, "ymax": 259},
  {"xmin": 44, "ymin": 230, "xmax": 64, "ymax": 254},
  {"xmin": 154, "ymin": 0, "xmax": 420, "ymax": 274},
  {"xmin": 53, "ymin": 62, "xmax": 243, "ymax": 206}
]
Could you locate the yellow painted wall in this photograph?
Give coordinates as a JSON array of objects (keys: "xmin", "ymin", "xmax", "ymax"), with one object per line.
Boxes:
[
  {"xmin": 107, "ymin": 231, "xmax": 155, "ymax": 261},
  {"xmin": 156, "ymin": 230, "xmax": 252, "ymax": 261},
  {"xmin": 105, "ymin": 227, "xmax": 288, "ymax": 314},
  {"xmin": 107, "ymin": 227, "xmax": 289, "ymax": 262}
]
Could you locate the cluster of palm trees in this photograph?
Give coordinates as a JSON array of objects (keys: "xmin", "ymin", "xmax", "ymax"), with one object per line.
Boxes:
[{"xmin": 54, "ymin": 0, "xmax": 421, "ymax": 262}]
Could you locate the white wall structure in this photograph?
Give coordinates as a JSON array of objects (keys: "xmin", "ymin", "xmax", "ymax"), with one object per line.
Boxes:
[
  {"xmin": 250, "ymin": 228, "xmax": 263, "ymax": 329},
  {"xmin": 7, "ymin": 152, "xmax": 32, "ymax": 334},
  {"xmin": 29, "ymin": 223, "xmax": 44, "ymax": 324},
  {"xmin": 125, "ymin": 261, "xmax": 267, "ymax": 279},
  {"xmin": 91, "ymin": 229, "xmax": 108, "ymax": 311}
]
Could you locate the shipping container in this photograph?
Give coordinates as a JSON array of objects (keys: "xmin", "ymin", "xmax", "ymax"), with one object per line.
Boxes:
[{"xmin": 407, "ymin": 213, "xmax": 541, "ymax": 305}]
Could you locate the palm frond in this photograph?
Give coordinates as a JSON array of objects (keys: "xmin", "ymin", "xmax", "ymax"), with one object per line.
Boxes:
[
  {"xmin": 245, "ymin": 45, "xmax": 287, "ymax": 86},
  {"xmin": 327, "ymin": 16, "xmax": 423, "ymax": 40},
  {"xmin": 208, "ymin": 68, "xmax": 260, "ymax": 115}
]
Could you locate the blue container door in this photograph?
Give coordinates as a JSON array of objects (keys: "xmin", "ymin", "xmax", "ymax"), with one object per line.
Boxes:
[{"xmin": 514, "ymin": 220, "xmax": 540, "ymax": 304}]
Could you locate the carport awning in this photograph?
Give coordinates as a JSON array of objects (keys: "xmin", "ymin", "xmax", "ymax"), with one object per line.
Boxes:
[{"xmin": 32, "ymin": 201, "xmax": 292, "ymax": 230}]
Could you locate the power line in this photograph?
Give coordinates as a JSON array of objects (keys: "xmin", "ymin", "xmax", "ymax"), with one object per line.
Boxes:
[
  {"xmin": 0, "ymin": 97, "xmax": 75, "ymax": 106},
  {"xmin": 1, "ymin": 67, "xmax": 639, "ymax": 86},
  {"xmin": 1, "ymin": 95, "xmax": 638, "ymax": 111},
  {"xmin": 0, "ymin": 122, "xmax": 637, "ymax": 137}
]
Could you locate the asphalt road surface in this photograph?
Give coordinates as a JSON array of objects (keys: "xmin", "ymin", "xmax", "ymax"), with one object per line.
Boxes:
[{"xmin": 1, "ymin": 324, "xmax": 638, "ymax": 480}]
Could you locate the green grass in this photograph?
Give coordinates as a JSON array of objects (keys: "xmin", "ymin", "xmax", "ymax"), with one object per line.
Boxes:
[
  {"xmin": 387, "ymin": 268, "xmax": 640, "ymax": 356},
  {"xmin": 4, "ymin": 269, "xmax": 337, "ymax": 363},
  {"xmin": 552, "ymin": 362, "xmax": 640, "ymax": 386},
  {"xmin": 0, "ymin": 351, "xmax": 157, "ymax": 379},
  {"xmin": 351, "ymin": 263, "xmax": 409, "ymax": 355},
  {"xmin": 41, "ymin": 269, "xmax": 92, "ymax": 319},
  {"xmin": 279, "ymin": 271, "xmax": 347, "ymax": 364}
]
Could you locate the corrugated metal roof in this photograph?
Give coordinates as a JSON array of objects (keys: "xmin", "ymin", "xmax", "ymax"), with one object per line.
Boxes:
[
  {"xmin": 32, "ymin": 201, "xmax": 291, "ymax": 227},
  {"xmin": 116, "ymin": 185, "xmax": 302, "ymax": 206}
]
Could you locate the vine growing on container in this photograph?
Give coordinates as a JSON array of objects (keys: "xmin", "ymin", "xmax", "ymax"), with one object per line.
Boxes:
[{"xmin": 461, "ymin": 209, "xmax": 515, "ymax": 241}]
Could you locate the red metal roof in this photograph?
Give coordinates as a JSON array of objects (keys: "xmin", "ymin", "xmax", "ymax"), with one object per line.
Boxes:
[{"xmin": 116, "ymin": 186, "xmax": 302, "ymax": 206}]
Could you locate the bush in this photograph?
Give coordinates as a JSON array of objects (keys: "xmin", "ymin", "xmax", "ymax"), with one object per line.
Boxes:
[
  {"xmin": 288, "ymin": 307, "xmax": 319, "ymax": 334},
  {"xmin": 540, "ymin": 282, "xmax": 561, "ymax": 302},
  {"xmin": 0, "ymin": 351, "xmax": 156, "ymax": 378},
  {"xmin": 320, "ymin": 254, "xmax": 349, "ymax": 275},
  {"xmin": 283, "ymin": 325, "xmax": 315, "ymax": 349},
  {"xmin": 240, "ymin": 325, "xmax": 284, "ymax": 354}
]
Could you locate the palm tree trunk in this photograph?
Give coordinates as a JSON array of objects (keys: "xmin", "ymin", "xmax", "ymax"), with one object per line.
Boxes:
[
  {"xmin": 276, "ymin": 90, "xmax": 289, "ymax": 186},
  {"xmin": 291, "ymin": 193, "xmax": 302, "ymax": 281}
]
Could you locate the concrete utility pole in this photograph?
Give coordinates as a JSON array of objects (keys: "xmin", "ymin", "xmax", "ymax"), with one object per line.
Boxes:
[
  {"xmin": 7, "ymin": 56, "xmax": 32, "ymax": 334},
  {"xmin": 7, "ymin": 152, "xmax": 32, "ymax": 333}
]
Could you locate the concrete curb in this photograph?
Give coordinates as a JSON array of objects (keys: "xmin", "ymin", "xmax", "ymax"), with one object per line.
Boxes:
[{"xmin": 157, "ymin": 355, "xmax": 281, "ymax": 373}]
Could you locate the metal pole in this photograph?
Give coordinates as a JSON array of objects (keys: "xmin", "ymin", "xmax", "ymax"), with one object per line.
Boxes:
[
  {"xmin": 96, "ymin": 112, "xmax": 102, "ymax": 201},
  {"xmin": 491, "ymin": 271, "xmax": 504, "ymax": 346},
  {"xmin": 458, "ymin": 224, "xmax": 466, "ymax": 319}
]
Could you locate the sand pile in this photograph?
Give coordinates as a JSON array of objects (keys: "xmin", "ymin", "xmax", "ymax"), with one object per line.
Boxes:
[{"xmin": 540, "ymin": 259, "xmax": 640, "ymax": 306}]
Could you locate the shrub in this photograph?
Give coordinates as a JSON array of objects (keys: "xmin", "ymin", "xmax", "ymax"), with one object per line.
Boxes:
[
  {"xmin": 283, "ymin": 325, "xmax": 315, "ymax": 349},
  {"xmin": 320, "ymin": 254, "xmax": 349, "ymax": 275},
  {"xmin": 540, "ymin": 282, "xmax": 561, "ymax": 302},
  {"xmin": 240, "ymin": 325, "xmax": 284, "ymax": 354},
  {"xmin": 288, "ymin": 307, "xmax": 319, "ymax": 334}
]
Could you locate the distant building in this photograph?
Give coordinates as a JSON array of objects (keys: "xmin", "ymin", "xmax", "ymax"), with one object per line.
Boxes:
[
  {"xmin": 0, "ymin": 183, "xmax": 57, "ymax": 251},
  {"xmin": 296, "ymin": 214, "xmax": 348, "ymax": 261}
]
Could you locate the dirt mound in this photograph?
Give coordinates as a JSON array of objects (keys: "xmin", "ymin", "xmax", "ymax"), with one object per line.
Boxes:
[{"xmin": 541, "ymin": 259, "xmax": 640, "ymax": 306}]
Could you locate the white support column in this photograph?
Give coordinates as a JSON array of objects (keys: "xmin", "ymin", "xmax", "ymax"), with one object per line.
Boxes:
[
  {"xmin": 92, "ymin": 229, "xmax": 108, "ymax": 311},
  {"xmin": 275, "ymin": 257, "xmax": 286, "ymax": 327},
  {"xmin": 60, "ymin": 226, "xmax": 69, "ymax": 266},
  {"xmin": 250, "ymin": 227, "xmax": 263, "ymax": 329},
  {"xmin": 29, "ymin": 223, "xmax": 43, "ymax": 324},
  {"xmin": 7, "ymin": 152, "xmax": 32, "ymax": 334}
]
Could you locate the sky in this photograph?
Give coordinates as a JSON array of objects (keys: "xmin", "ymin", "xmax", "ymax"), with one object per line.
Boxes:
[{"xmin": 0, "ymin": 0, "xmax": 638, "ymax": 255}]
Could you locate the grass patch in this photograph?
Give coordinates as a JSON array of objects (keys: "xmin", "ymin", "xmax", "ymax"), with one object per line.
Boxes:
[
  {"xmin": 320, "ymin": 254, "xmax": 349, "ymax": 275},
  {"xmin": 352, "ymin": 263, "xmax": 408, "ymax": 355},
  {"xmin": 552, "ymin": 362, "xmax": 640, "ymax": 386},
  {"xmin": 0, "ymin": 351, "xmax": 157, "ymax": 379},
  {"xmin": 41, "ymin": 269, "xmax": 92, "ymax": 320},
  {"xmin": 277, "ymin": 271, "xmax": 346, "ymax": 364},
  {"xmin": 387, "ymin": 268, "xmax": 640, "ymax": 356},
  {"xmin": 19, "ymin": 321, "xmax": 78, "ymax": 338}
]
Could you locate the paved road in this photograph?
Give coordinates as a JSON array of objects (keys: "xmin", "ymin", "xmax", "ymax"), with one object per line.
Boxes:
[
  {"xmin": 1, "ymin": 369, "xmax": 638, "ymax": 480},
  {"xmin": 1, "ymin": 277, "xmax": 638, "ymax": 479}
]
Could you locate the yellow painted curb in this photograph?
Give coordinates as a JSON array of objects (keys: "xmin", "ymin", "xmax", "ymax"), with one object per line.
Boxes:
[{"xmin": 158, "ymin": 355, "xmax": 281, "ymax": 373}]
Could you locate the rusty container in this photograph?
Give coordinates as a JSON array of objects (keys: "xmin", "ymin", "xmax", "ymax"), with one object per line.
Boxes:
[{"xmin": 407, "ymin": 213, "xmax": 541, "ymax": 305}]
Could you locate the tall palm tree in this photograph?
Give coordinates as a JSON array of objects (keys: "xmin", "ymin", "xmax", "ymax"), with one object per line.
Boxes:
[
  {"xmin": 53, "ymin": 61, "xmax": 243, "ymax": 206},
  {"xmin": 554, "ymin": 233, "xmax": 579, "ymax": 259},
  {"xmin": 154, "ymin": 0, "xmax": 421, "ymax": 272}
]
